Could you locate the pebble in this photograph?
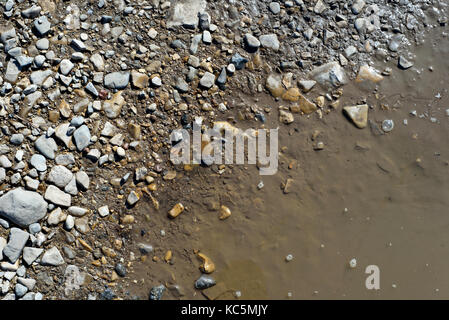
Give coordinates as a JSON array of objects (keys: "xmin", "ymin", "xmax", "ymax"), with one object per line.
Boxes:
[
  {"xmin": 269, "ymin": 2, "xmax": 281, "ymax": 14},
  {"xmin": 343, "ymin": 105, "xmax": 369, "ymax": 129},
  {"xmin": 0, "ymin": 189, "xmax": 47, "ymax": 227},
  {"xmin": 398, "ymin": 56, "xmax": 414, "ymax": 69},
  {"xmin": 30, "ymin": 154, "xmax": 47, "ymax": 171},
  {"xmin": 195, "ymin": 275, "xmax": 216, "ymax": 289},
  {"xmin": 168, "ymin": 203, "xmax": 185, "ymax": 219},
  {"xmin": 98, "ymin": 206, "xmax": 110, "ymax": 217},
  {"xmin": 382, "ymin": 120, "xmax": 395, "ymax": 133},
  {"xmin": 115, "ymin": 263, "xmax": 126, "ymax": 277},
  {"xmin": 244, "ymin": 33, "xmax": 260, "ymax": 52},
  {"xmin": 73, "ymin": 125, "xmax": 91, "ymax": 151},
  {"xmin": 149, "ymin": 285, "xmax": 165, "ymax": 300},
  {"xmin": 34, "ymin": 16, "xmax": 51, "ymax": 37},
  {"xmin": 231, "ymin": 53, "xmax": 248, "ymax": 70},
  {"xmin": 41, "ymin": 247, "xmax": 64, "ymax": 266},
  {"xmin": 349, "ymin": 258, "xmax": 357, "ymax": 269},
  {"xmin": 44, "ymin": 185, "xmax": 71, "ymax": 207},
  {"xmin": 3, "ymin": 228, "xmax": 29, "ymax": 263},
  {"xmin": 104, "ymin": 72, "xmax": 130, "ymax": 90}
]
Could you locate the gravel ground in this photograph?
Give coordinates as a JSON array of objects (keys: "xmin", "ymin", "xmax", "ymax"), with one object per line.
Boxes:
[{"xmin": 0, "ymin": 0, "xmax": 447, "ymax": 299}]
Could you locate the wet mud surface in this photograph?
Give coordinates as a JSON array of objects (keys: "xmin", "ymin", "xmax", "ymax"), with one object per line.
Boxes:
[{"xmin": 126, "ymin": 28, "xmax": 449, "ymax": 300}]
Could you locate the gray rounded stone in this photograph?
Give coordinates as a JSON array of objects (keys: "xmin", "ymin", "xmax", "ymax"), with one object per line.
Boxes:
[
  {"xmin": 0, "ymin": 189, "xmax": 48, "ymax": 227},
  {"xmin": 30, "ymin": 154, "xmax": 47, "ymax": 172}
]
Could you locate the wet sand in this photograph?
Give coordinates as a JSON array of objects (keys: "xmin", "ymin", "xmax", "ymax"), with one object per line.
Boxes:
[{"xmin": 127, "ymin": 28, "xmax": 449, "ymax": 300}]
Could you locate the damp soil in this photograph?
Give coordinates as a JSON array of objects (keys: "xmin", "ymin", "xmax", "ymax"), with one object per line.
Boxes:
[{"xmin": 124, "ymin": 29, "xmax": 449, "ymax": 300}]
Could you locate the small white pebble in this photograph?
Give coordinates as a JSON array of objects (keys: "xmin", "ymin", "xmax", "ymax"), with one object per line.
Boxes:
[
  {"xmin": 349, "ymin": 258, "xmax": 357, "ymax": 268},
  {"xmin": 234, "ymin": 291, "xmax": 242, "ymax": 298},
  {"xmin": 285, "ymin": 254, "xmax": 294, "ymax": 262},
  {"xmin": 160, "ymin": 230, "xmax": 166, "ymax": 236}
]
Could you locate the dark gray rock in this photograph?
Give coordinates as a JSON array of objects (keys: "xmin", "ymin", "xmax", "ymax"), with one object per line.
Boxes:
[
  {"xmin": 149, "ymin": 285, "xmax": 165, "ymax": 300},
  {"xmin": 194, "ymin": 275, "xmax": 216, "ymax": 289}
]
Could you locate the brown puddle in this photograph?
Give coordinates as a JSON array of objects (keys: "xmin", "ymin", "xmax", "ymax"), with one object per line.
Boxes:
[{"xmin": 127, "ymin": 28, "xmax": 449, "ymax": 300}]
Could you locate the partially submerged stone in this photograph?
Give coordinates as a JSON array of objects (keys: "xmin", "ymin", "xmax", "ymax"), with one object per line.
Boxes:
[{"xmin": 356, "ymin": 65, "xmax": 384, "ymax": 83}]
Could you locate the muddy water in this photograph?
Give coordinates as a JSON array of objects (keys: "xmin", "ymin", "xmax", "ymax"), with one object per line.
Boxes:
[{"xmin": 128, "ymin": 29, "xmax": 449, "ymax": 300}]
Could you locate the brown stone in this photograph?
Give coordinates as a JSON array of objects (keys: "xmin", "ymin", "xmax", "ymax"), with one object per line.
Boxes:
[
  {"xmin": 356, "ymin": 65, "xmax": 384, "ymax": 83},
  {"xmin": 59, "ymin": 100, "xmax": 71, "ymax": 118},
  {"xmin": 219, "ymin": 205, "xmax": 231, "ymax": 220},
  {"xmin": 48, "ymin": 110, "xmax": 60, "ymax": 123},
  {"xmin": 281, "ymin": 87, "xmax": 301, "ymax": 102},
  {"xmin": 131, "ymin": 70, "xmax": 149, "ymax": 89},
  {"xmin": 198, "ymin": 252, "xmax": 215, "ymax": 274},
  {"xmin": 299, "ymin": 95, "xmax": 318, "ymax": 114},
  {"xmin": 128, "ymin": 123, "xmax": 141, "ymax": 140},
  {"xmin": 343, "ymin": 105, "xmax": 369, "ymax": 129},
  {"xmin": 168, "ymin": 203, "xmax": 184, "ymax": 219}
]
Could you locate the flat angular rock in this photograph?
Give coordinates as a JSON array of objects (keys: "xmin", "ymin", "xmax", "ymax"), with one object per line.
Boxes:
[
  {"xmin": 47, "ymin": 207, "xmax": 66, "ymax": 225},
  {"xmin": 90, "ymin": 53, "xmax": 104, "ymax": 71},
  {"xmin": 244, "ymin": 33, "xmax": 260, "ymax": 52},
  {"xmin": 30, "ymin": 69, "xmax": 53, "ymax": 86},
  {"xmin": 21, "ymin": 5, "xmax": 41, "ymax": 18},
  {"xmin": 103, "ymin": 92, "xmax": 125, "ymax": 119},
  {"xmin": 0, "ymin": 237, "xmax": 7, "ymax": 260},
  {"xmin": 3, "ymin": 228, "xmax": 29, "ymax": 263},
  {"xmin": 104, "ymin": 72, "xmax": 130, "ymax": 90},
  {"xmin": 0, "ymin": 188, "xmax": 48, "ymax": 227},
  {"xmin": 131, "ymin": 70, "xmax": 148, "ymax": 89},
  {"xmin": 0, "ymin": 155, "xmax": 12, "ymax": 168},
  {"xmin": 73, "ymin": 125, "xmax": 91, "ymax": 151},
  {"xmin": 44, "ymin": 185, "xmax": 71, "ymax": 207},
  {"xmin": 199, "ymin": 72, "xmax": 215, "ymax": 89},
  {"xmin": 35, "ymin": 135, "xmax": 58, "ymax": 159},
  {"xmin": 398, "ymin": 56, "xmax": 414, "ymax": 69},
  {"xmin": 41, "ymin": 247, "xmax": 64, "ymax": 266},
  {"xmin": 47, "ymin": 165, "xmax": 73, "ymax": 188},
  {"xmin": 1, "ymin": 28, "xmax": 16, "ymax": 44},
  {"xmin": 22, "ymin": 247, "xmax": 43, "ymax": 265},
  {"xmin": 54, "ymin": 123, "xmax": 73, "ymax": 149},
  {"xmin": 5, "ymin": 60, "xmax": 20, "ymax": 83},
  {"xmin": 55, "ymin": 154, "xmax": 75, "ymax": 166},
  {"xmin": 167, "ymin": 0, "xmax": 207, "ymax": 29},
  {"xmin": 356, "ymin": 65, "xmax": 384, "ymax": 83},
  {"xmin": 343, "ymin": 105, "xmax": 369, "ymax": 129},
  {"xmin": 259, "ymin": 34, "xmax": 280, "ymax": 51},
  {"xmin": 33, "ymin": 16, "xmax": 51, "ymax": 37},
  {"xmin": 64, "ymin": 177, "xmax": 78, "ymax": 196}
]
